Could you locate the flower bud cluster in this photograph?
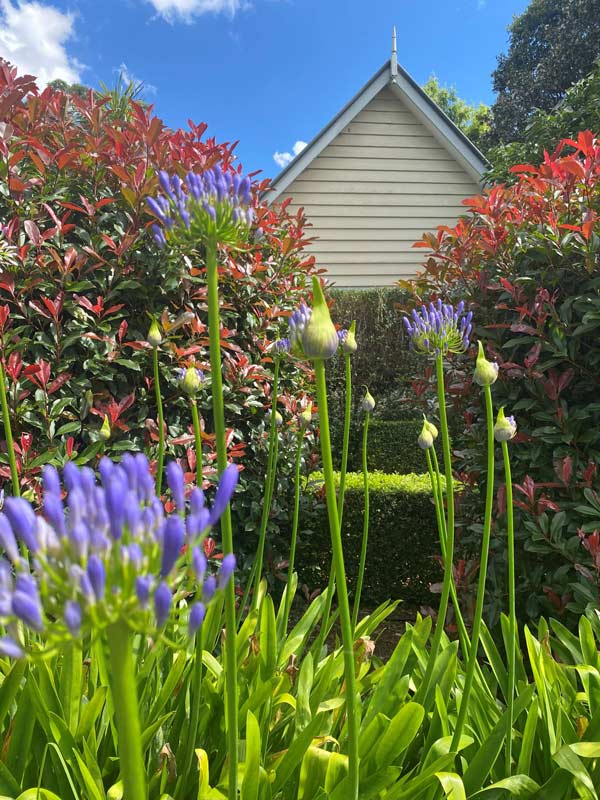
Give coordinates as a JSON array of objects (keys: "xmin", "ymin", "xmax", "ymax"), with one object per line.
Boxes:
[
  {"xmin": 418, "ymin": 417, "xmax": 439, "ymax": 450},
  {"xmin": 178, "ymin": 366, "xmax": 205, "ymax": 397},
  {"xmin": 148, "ymin": 167, "xmax": 253, "ymax": 247},
  {"xmin": 402, "ymin": 299, "xmax": 472, "ymax": 356},
  {"xmin": 337, "ymin": 322, "xmax": 357, "ymax": 355},
  {"xmin": 494, "ymin": 407, "xmax": 517, "ymax": 442},
  {"xmin": 361, "ymin": 389, "xmax": 376, "ymax": 413},
  {"xmin": 0, "ymin": 456, "xmax": 238, "ymax": 658}
]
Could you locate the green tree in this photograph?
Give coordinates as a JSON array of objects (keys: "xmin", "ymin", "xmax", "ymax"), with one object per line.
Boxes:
[
  {"xmin": 489, "ymin": 0, "xmax": 600, "ymax": 144},
  {"xmin": 486, "ymin": 61, "xmax": 600, "ymax": 182},
  {"xmin": 422, "ymin": 75, "xmax": 490, "ymax": 154},
  {"xmin": 47, "ymin": 78, "xmax": 89, "ymax": 98}
]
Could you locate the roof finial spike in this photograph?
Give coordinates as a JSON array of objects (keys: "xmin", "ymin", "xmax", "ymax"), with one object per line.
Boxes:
[{"xmin": 391, "ymin": 25, "xmax": 398, "ymax": 77}]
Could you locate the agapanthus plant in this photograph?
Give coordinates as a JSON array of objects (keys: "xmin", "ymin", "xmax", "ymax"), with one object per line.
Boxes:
[
  {"xmin": 402, "ymin": 299, "xmax": 472, "ymax": 355},
  {"xmin": 148, "ymin": 166, "xmax": 253, "ymax": 248},
  {"xmin": 0, "ymin": 454, "xmax": 237, "ymax": 658}
]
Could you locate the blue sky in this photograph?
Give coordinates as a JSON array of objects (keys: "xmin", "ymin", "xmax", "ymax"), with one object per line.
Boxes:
[{"xmin": 0, "ymin": 0, "xmax": 529, "ymax": 177}]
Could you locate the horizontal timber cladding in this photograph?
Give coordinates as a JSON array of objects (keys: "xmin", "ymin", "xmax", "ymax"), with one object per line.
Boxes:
[{"xmin": 280, "ymin": 86, "xmax": 480, "ymax": 287}]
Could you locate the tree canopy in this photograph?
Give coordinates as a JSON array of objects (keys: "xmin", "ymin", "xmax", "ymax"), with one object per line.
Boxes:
[
  {"xmin": 422, "ymin": 75, "xmax": 490, "ymax": 154},
  {"xmin": 489, "ymin": 0, "xmax": 600, "ymax": 144}
]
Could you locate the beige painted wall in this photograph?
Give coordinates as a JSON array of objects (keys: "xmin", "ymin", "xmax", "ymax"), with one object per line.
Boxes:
[{"xmin": 279, "ymin": 87, "xmax": 481, "ymax": 288}]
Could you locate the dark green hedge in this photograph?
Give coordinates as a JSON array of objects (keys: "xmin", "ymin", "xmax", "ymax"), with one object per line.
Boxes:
[
  {"xmin": 360, "ymin": 419, "xmax": 436, "ymax": 475},
  {"xmin": 298, "ymin": 472, "xmax": 441, "ymax": 607}
]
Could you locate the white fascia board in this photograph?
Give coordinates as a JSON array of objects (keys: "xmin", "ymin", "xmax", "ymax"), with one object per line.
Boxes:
[
  {"xmin": 266, "ymin": 66, "xmax": 390, "ymax": 204},
  {"xmin": 388, "ymin": 77, "xmax": 487, "ymax": 183}
]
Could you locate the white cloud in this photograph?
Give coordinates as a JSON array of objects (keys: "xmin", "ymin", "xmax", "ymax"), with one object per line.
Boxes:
[
  {"xmin": 115, "ymin": 62, "xmax": 157, "ymax": 97},
  {"xmin": 147, "ymin": 0, "xmax": 250, "ymax": 23},
  {"xmin": 0, "ymin": 0, "xmax": 83, "ymax": 84},
  {"xmin": 273, "ymin": 140, "xmax": 307, "ymax": 168}
]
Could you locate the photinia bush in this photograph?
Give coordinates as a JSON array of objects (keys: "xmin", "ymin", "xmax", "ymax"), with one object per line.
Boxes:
[
  {"xmin": 402, "ymin": 130, "xmax": 600, "ymax": 625},
  {"xmin": 0, "ymin": 60, "xmax": 317, "ymax": 572}
]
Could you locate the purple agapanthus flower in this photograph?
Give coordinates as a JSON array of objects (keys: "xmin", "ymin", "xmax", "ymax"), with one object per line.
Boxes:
[
  {"xmin": 148, "ymin": 165, "xmax": 254, "ymax": 248},
  {"xmin": 402, "ymin": 299, "xmax": 472, "ymax": 356},
  {"xmin": 0, "ymin": 456, "xmax": 239, "ymax": 657}
]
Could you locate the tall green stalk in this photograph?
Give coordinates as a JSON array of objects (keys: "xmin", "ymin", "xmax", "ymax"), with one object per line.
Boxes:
[
  {"xmin": 416, "ymin": 355, "xmax": 456, "ymax": 703},
  {"xmin": 426, "ymin": 448, "xmax": 470, "ymax": 660},
  {"xmin": 502, "ymin": 438, "xmax": 516, "ymax": 774},
  {"xmin": 251, "ymin": 357, "xmax": 281, "ymax": 610},
  {"xmin": 451, "ymin": 383, "xmax": 495, "ymax": 751},
  {"xmin": 352, "ymin": 409, "xmax": 370, "ymax": 627},
  {"xmin": 105, "ymin": 619, "xmax": 147, "ymax": 800},
  {"xmin": 0, "ymin": 360, "xmax": 19, "ymax": 496},
  {"xmin": 281, "ymin": 427, "xmax": 303, "ymax": 635},
  {"xmin": 205, "ymin": 239, "xmax": 238, "ymax": 800},
  {"xmin": 190, "ymin": 399, "xmax": 203, "ymax": 487},
  {"xmin": 152, "ymin": 346, "xmax": 165, "ymax": 494},
  {"xmin": 315, "ymin": 354, "xmax": 353, "ymax": 657},
  {"xmin": 314, "ymin": 359, "xmax": 360, "ymax": 800}
]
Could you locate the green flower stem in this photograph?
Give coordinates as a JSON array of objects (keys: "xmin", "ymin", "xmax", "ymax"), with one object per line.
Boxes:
[
  {"xmin": 281, "ymin": 427, "xmax": 304, "ymax": 635},
  {"xmin": 416, "ymin": 354, "xmax": 456, "ymax": 704},
  {"xmin": 352, "ymin": 410, "xmax": 370, "ymax": 628},
  {"xmin": 426, "ymin": 448, "xmax": 470, "ymax": 659},
  {"xmin": 314, "ymin": 358, "xmax": 360, "ymax": 800},
  {"xmin": 502, "ymin": 439, "xmax": 516, "ymax": 774},
  {"xmin": 105, "ymin": 619, "xmax": 147, "ymax": 800},
  {"xmin": 179, "ymin": 627, "xmax": 205, "ymax": 796},
  {"xmin": 190, "ymin": 399, "xmax": 203, "ymax": 487},
  {"xmin": 0, "ymin": 360, "xmax": 19, "ymax": 496},
  {"xmin": 205, "ymin": 239, "xmax": 238, "ymax": 800},
  {"xmin": 338, "ymin": 354, "xmax": 352, "ymax": 523},
  {"xmin": 315, "ymin": 354, "xmax": 353, "ymax": 656},
  {"xmin": 152, "ymin": 346, "xmax": 165, "ymax": 494},
  {"xmin": 251, "ymin": 357, "xmax": 281, "ymax": 610},
  {"xmin": 451, "ymin": 383, "xmax": 495, "ymax": 752}
]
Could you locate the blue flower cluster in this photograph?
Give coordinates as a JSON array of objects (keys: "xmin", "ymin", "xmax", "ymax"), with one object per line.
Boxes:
[
  {"xmin": 0, "ymin": 456, "xmax": 238, "ymax": 658},
  {"xmin": 148, "ymin": 166, "xmax": 253, "ymax": 247},
  {"xmin": 288, "ymin": 303, "xmax": 311, "ymax": 346},
  {"xmin": 402, "ymin": 300, "xmax": 473, "ymax": 356}
]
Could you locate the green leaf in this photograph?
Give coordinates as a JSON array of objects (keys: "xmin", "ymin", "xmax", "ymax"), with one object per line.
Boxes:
[
  {"xmin": 435, "ymin": 772, "xmax": 466, "ymax": 800},
  {"xmin": 241, "ymin": 711, "xmax": 261, "ymax": 800},
  {"xmin": 374, "ymin": 702, "xmax": 425, "ymax": 769}
]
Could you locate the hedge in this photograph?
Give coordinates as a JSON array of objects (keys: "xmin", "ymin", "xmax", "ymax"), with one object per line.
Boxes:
[{"xmin": 298, "ymin": 471, "xmax": 441, "ymax": 607}]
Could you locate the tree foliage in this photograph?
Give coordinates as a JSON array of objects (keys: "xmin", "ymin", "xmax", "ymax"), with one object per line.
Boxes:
[
  {"xmin": 489, "ymin": 0, "xmax": 600, "ymax": 144},
  {"xmin": 422, "ymin": 75, "xmax": 490, "ymax": 154}
]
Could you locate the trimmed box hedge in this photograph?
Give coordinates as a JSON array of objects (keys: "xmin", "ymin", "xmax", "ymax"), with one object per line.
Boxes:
[{"xmin": 298, "ymin": 471, "xmax": 442, "ymax": 607}]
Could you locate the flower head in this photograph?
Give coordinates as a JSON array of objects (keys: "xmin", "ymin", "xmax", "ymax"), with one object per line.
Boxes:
[
  {"xmin": 474, "ymin": 341, "xmax": 499, "ymax": 387},
  {"xmin": 361, "ymin": 388, "xmax": 375, "ymax": 413},
  {"xmin": 271, "ymin": 338, "xmax": 290, "ymax": 355},
  {"xmin": 266, "ymin": 409, "xmax": 283, "ymax": 428},
  {"xmin": 337, "ymin": 321, "xmax": 357, "ymax": 355},
  {"xmin": 99, "ymin": 415, "xmax": 111, "ymax": 441},
  {"xmin": 288, "ymin": 277, "xmax": 338, "ymax": 360},
  {"xmin": 178, "ymin": 367, "xmax": 204, "ymax": 397},
  {"xmin": 299, "ymin": 402, "xmax": 313, "ymax": 428},
  {"xmin": 0, "ymin": 456, "xmax": 238, "ymax": 657},
  {"xmin": 494, "ymin": 407, "xmax": 517, "ymax": 442},
  {"xmin": 402, "ymin": 299, "xmax": 472, "ymax": 356},
  {"xmin": 148, "ymin": 166, "xmax": 253, "ymax": 247}
]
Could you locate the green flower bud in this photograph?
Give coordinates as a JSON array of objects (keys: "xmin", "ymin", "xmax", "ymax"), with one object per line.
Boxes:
[
  {"xmin": 299, "ymin": 403, "xmax": 313, "ymax": 427},
  {"xmin": 148, "ymin": 319, "xmax": 162, "ymax": 347},
  {"xmin": 494, "ymin": 407, "xmax": 517, "ymax": 442},
  {"xmin": 473, "ymin": 341, "xmax": 499, "ymax": 387},
  {"xmin": 361, "ymin": 388, "xmax": 375, "ymax": 413},
  {"xmin": 418, "ymin": 416, "xmax": 438, "ymax": 449},
  {"xmin": 301, "ymin": 277, "xmax": 339, "ymax": 360},
  {"xmin": 339, "ymin": 320, "xmax": 357, "ymax": 355},
  {"xmin": 266, "ymin": 409, "xmax": 283, "ymax": 428},
  {"xmin": 99, "ymin": 415, "xmax": 111, "ymax": 441},
  {"xmin": 179, "ymin": 367, "xmax": 204, "ymax": 397}
]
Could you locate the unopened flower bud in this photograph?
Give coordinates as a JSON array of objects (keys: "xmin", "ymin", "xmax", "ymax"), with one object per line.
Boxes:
[
  {"xmin": 418, "ymin": 416, "xmax": 438, "ymax": 450},
  {"xmin": 338, "ymin": 321, "xmax": 357, "ymax": 355},
  {"xmin": 147, "ymin": 319, "xmax": 162, "ymax": 347},
  {"xmin": 99, "ymin": 415, "xmax": 111, "ymax": 441},
  {"xmin": 299, "ymin": 403, "xmax": 313, "ymax": 428},
  {"xmin": 494, "ymin": 407, "xmax": 517, "ymax": 442},
  {"xmin": 361, "ymin": 388, "xmax": 375, "ymax": 413},
  {"xmin": 295, "ymin": 277, "xmax": 339, "ymax": 360},
  {"xmin": 179, "ymin": 367, "xmax": 204, "ymax": 397},
  {"xmin": 266, "ymin": 409, "xmax": 283, "ymax": 428},
  {"xmin": 474, "ymin": 341, "xmax": 499, "ymax": 387}
]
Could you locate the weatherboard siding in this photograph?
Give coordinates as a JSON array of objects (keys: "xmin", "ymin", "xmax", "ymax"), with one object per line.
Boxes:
[{"xmin": 279, "ymin": 87, "xmax": 480, "ymax": 288}]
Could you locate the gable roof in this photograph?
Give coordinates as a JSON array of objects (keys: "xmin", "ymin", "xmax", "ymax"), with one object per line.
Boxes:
[{"xmin": 268, "ymin": 59, "xmax": 489, "ymax": 203}]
